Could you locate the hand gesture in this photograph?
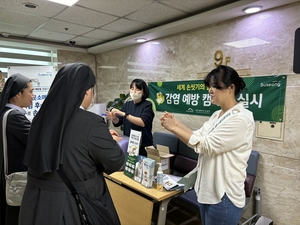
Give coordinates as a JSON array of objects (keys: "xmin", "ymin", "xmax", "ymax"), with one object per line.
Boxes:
[{"xmin": 160, "ymin": 111, "xmax": 177, "ymax": 131}]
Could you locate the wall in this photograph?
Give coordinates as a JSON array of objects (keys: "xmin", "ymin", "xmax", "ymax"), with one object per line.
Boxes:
[
  {"xmin": 59, "ymin": 2, "xmax": 300, "ymax": 225},
  {"xmin": 57, "ymin": 50, "xmax": 96, "ymax": 72}
]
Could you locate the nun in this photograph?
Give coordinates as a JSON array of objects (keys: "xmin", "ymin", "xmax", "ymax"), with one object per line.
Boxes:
[
  {"xmin": 0, "ymin": 73, "xmax": 34, "ymax": 225},
  {"xmin": 19, "ymin": 62, "xmax": 124, "ymax": 225}
]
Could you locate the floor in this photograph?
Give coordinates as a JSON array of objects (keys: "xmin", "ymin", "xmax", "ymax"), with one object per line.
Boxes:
[{"xmin": 152, "ymin": 200, "xmax": 202, "ymax": 225}]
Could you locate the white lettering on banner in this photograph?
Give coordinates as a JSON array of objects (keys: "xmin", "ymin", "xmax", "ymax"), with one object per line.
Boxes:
[
  {"xmin": 195, "ymin": 109, "xmax": 210, "ymax": 114},
  {"xmin": 176, "ymin": 83, "xmax": 206, "ymax": 91},
  {"xmin": 182, "ymin": 93, "xmax": 200, "ymax": 106},
  {"xmin": 166, "ymin": 93, "xmax": 180, "ymax": 105},
  {"xmin": 202, "ymin": 94, "xmax": 211, "ymax": 107},
  {"xmin": 165, "ymin": 91, "xmax": 263, "ymax": 109},
  {"xmin": 237, "ymin": 94, "xmax": 249, "ymax": 108},
  {"xmin": 260, "ymin": 82, "xmax": 281, "ymax": 88},
  {"xmin": 249, "ymin": 93, "xmax": 263, "ymax": 108},
  {"xmin": 237, "ymin": 93, "xmax": 263, "ymax": 108}
]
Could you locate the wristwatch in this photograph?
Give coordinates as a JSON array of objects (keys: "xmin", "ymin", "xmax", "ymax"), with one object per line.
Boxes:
[{"xmin": 124, "ymin": 112, "xmax": 129, "ymax": 118}]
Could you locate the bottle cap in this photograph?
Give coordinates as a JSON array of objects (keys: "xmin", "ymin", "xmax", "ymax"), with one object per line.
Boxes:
[{"xmin": 157, "ymin": 163, "xmax": 163, "ymax": 173}]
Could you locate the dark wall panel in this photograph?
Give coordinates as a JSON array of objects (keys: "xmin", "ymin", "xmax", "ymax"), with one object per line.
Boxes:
[{"xmin": 293, "ymin": 27, "xmax": 300, "ymax": 74}]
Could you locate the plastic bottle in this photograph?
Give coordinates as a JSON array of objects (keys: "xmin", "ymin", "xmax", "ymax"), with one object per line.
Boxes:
[
  {"xmin": 101, "ymin": 113, "xmax": 107, "ymax": 124},
  {"xmin": 156, "ymin": 163, "xmax": 163, "ymax": 191}
]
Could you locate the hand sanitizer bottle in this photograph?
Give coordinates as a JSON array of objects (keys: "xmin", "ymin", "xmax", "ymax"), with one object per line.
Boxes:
[{"xmin": 156, "ymin": 163, "xmax": 163, "ymax": 191}]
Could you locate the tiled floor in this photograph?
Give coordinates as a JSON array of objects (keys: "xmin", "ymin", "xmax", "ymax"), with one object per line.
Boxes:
[
  {"xmin": 166, "ymin": 201, "xmax": 202, "ymax": 225},
  {"xmin": 152, "ymin": 200, "xmax": 202, "ymax": 225}
]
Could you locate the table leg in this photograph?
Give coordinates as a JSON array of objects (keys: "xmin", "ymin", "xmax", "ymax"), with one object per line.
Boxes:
[{"xmin": 157, "ymin": 197, "xmax": 172, "ymax": 225}]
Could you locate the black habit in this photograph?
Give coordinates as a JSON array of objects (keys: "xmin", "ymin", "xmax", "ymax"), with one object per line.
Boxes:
[{"xmin": 19, "ymin": 62, "xmax": 124, "ymax": 225}]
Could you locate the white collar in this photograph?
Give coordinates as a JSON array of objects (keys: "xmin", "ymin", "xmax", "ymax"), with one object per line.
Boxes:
[{"xmin": 5, "ymin": 103, "xmax": 26, "ymax": 115}]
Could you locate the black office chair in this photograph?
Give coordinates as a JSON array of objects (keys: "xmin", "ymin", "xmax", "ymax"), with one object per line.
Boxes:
[{"xmin": 240, "ymin": 150, "xmax": 260, "ymax": 225}]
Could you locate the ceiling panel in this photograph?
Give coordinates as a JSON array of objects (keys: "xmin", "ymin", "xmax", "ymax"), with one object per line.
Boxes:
[
  {"xmin": 0, "ymin": 0, "xmax": 67, "ymax": 17},
  {"xmin": 0, "ymin": 0, "xmax": 298, "ymax": 53},
  {"xmin": 76, "ymin": 0, "xmax": 154, "ymax": 17},
  {"xmin": 0, "ymin": 9, "xmax": 48, "ymax": 28},
  {"xmin": 41, "ymin": 19, "xmax": 95, "ymax": 35},
  {"xmin": 83, "ymin": 29, "xmax": 123, "ymax": 41},
  {"xmin": 69, "ymin": 36, "xmax": 102, "ymax": 46},
  {"xmin": 101, "ymin": 19, "xmax": 153, "ymax": 34},
  {"xmin": 125, "ymin": 2, "xmax": 188, "ymax": 25},
  {"xmin": 29, "ymin": 29, "xmax": 75, "ymax": 42},
  {"xmin": 54, "ymin": 5, "xmax": 118, "ymax": 28},
  {"xmin": 0, "ymin": 23, "xmax": 35, "ymax": 36},
  {"xmin": 161, "ymin": 0, "xmax": 237, "ymax": 13}
]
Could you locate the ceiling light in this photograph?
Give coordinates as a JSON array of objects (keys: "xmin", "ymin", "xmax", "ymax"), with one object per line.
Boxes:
[
  {"xmin": 243, "ymin": 6, "xmax": 262, "ymax": 14},
  {"xmin": 151, "ymin": 41, "xmax": 160, "ymax": 45},
  {"xmin": 47, "ymin": 0, "xmax": 79, "ymax": 6},
  {"xmin": 224, "ymin": 38, "xmax": 269, "ymax": 48},
  {"xmin": 23, "ymin": 3, "xmax": 38, "ymax": 9},
  {"xmin": 135, "ymin": 38, "xmax": 147, "ymax": 43},
  {"xmin": 0, "ymin": 47, "xmax": 57, "ymax": 57}
]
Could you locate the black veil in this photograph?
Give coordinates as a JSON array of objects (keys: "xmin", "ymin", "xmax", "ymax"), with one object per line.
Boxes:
[
  {"xmin": 0, "ymin": 73, "xmax": 30, "ymax": 114},
  {"xmin": 23, "ymin": 62, "xmax": 96, "ymax": 175}
]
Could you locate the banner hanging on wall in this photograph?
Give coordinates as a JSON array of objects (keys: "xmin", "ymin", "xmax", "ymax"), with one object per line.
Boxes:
[
  {"xmin": 148, "ymin": 75, "xmax": 286, "ymax": 122},
  {"xmin": 8, "ymin": 66, "xmax": 56, "ymax": 121}
]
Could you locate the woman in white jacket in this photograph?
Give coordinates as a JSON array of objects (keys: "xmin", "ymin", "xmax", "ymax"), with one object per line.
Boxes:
[{"xmin": 160, "ymin": 65, "xmax": 255, "ymax": 225}]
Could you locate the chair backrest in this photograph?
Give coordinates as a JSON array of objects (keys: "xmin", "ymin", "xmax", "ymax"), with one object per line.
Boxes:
[
  {"xmin": 177, "ymin": 140, "xmax": 198, "ymax": 160},
  {"xmin": 244, "ymin": 150, "xmax": 260, "ymax": 206},
  {"xmin": 171, "ymin": 140, "xmax": 198, "ymax": 176},
  {"xmin": 172, "ymin": 155, "xmax": 197, "ymax": 175},
  {"xmin": 153, "ymin": 131, "xmax": 179, "ymax": 155},
  {"xmin": 246, "ymin": 150, "xmax": 259, "ymax": 176},
  {"xmin": 117, "ymin": 138, "xmax": 129, "ymax": 171}
]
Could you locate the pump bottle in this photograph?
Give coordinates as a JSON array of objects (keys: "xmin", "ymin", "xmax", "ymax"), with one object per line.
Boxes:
[{"xmin": 156, "ymin": 163, "xmax": 163, "ymax": 191}]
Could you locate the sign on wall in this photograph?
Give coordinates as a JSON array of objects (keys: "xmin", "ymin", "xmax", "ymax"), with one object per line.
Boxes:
[
  {"xmin": 148, "ymin": 75, "xmax": 286, "ymax": 122},
  {"xmin": 8, "ymin": 66, "xmax": 56, "ymax": 121}
]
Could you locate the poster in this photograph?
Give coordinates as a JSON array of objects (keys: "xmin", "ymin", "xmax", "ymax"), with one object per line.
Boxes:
[
  {"xmin": 123, "ymin": 129, "xmax": 142, "ymax": 179},
  {"xmin": 8, "ymin": 66, "xmax": 56, "ymax": 121},
  {"xmin": 148, "ymin": 75, "xmax": 286, "ymax": 122}
]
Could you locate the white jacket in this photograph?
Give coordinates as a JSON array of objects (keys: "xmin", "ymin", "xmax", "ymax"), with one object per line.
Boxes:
[{"xmin": 188, "ymin": 102, "xmax": 255, "ymax": 208}]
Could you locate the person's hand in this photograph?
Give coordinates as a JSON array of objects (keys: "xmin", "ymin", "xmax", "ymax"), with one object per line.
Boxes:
[
  {"xmin": 112, "ymin": 135, "xmax": 123, "ymax": 142},
  {"xmin": 106, "ymin": 109, "xmax": 120, "ymax": 120},
  {"xmin": 109, "ymin": 129, "xmax": 119, "ymax": 136},
  {"xmin": 109, "ymin": 129, "xmax": 123, "ymax": 142},
  {"xmin": 110, "ymin": 108, "xmax": 124, "ymax": 117},
  {"xmin": 160, "ymin": 111, "xmax": 177, "ymax": 131},
  {"xmin": 106, "ymin": 111, "xmax": 114, "ymax": 120}
]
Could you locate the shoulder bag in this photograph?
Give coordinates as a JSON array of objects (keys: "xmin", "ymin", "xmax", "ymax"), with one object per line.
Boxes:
[
  {"xmin": 2, "ymin": 108, "xmax": 28, "ymax": 206},
  {"xmin": 58, "ymin": 166, "xmax": 121, "ymax": 225}
]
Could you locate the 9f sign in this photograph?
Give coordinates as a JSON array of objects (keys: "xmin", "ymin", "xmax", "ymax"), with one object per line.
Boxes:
[{"xmin": 214, "ymin": 50, "xmax": 231, "ymax": 66}]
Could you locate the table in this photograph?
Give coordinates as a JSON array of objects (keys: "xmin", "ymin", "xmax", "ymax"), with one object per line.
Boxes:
[{"xmin": 105, "ymin": 171, "xmax": 182, "ymax": 225}]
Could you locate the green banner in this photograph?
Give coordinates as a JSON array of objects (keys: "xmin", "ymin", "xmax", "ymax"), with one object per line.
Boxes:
[{"xmin": 148, "ymin": 75, "xmax": 286, "ymax": 122}]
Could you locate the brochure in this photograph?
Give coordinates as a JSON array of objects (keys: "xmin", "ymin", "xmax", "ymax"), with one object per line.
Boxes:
[
  {"xmin": 123, "ymin": 129, "xmax": 141, "ymax": 179},
  {"xmin": 162, "ymin": 174, "xmax": 184, "ymax": 191}
]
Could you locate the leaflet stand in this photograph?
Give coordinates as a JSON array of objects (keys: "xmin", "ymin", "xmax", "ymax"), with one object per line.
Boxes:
[{"xmin": 123, "ymin": 129, "xmax": 141, "ymax": 179}]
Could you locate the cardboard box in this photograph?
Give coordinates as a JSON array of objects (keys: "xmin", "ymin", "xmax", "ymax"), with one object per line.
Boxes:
[{"xmin": 145, "ymin": 144, "xmax": 174, "ymax": 175}]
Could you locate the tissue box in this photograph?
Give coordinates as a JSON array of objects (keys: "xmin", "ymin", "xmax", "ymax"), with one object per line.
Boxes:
[
  {"xmin": 145, "ymin": 144, "xmax": 174, "ymax": 174},
  {"xmin": 141, "ymin": 158, "xmax": 155, "ymax": 188}
]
